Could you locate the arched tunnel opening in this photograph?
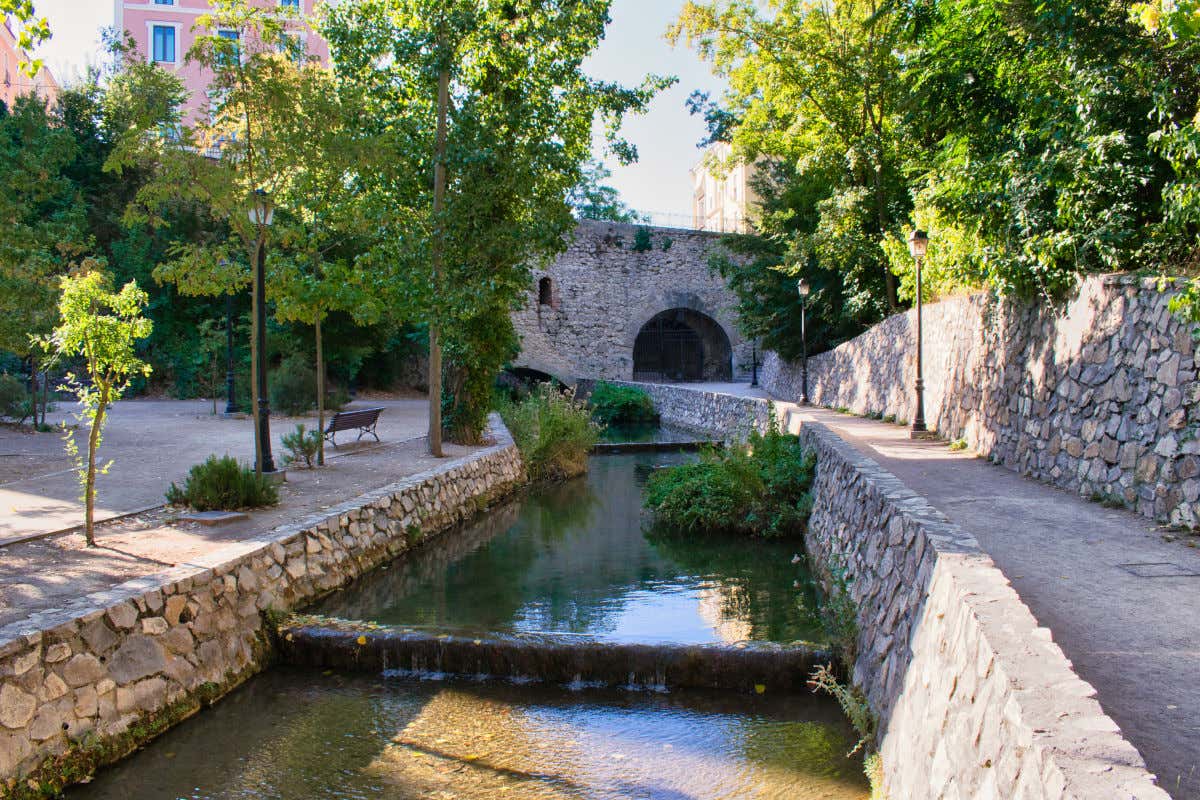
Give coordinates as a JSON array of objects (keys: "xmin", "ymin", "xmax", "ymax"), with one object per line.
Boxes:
[{"xmin": 632, "ymin": 308, "xmax": 732, "ymax": 382}]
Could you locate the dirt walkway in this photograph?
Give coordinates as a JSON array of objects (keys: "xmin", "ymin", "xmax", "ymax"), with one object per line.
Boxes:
[
  {"xmin": 0, "ymin": 431, "xmax": 477, "ymax": 629},
  {"xmin": 0, "ymin": 398, "xmax": 430, "ymax": 544}
]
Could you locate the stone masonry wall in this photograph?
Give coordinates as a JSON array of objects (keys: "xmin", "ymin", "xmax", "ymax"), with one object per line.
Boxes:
[
  {"xmin": 0, "ymin": 417, "xmax": 524, "ymax": 795},
  {"xmin": 619, "ymin": 381, "xmax": 1167, "ymax": 799},
  {"xmin": 512, "ymin": 219, "xmax": 751, "ymax": 382},
  {"xmin": 762, "ymin": 275, "xmax": 1200, "ymax": 527}
]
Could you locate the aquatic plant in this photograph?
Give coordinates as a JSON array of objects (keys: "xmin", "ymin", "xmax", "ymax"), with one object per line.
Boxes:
[
  {"xmin": 587, "ymin": 380, "xmax": 658, "ymax": 425},
  {"xmin": 644, "ymin": 409, "xmax": 815, "ymax": 538},
  {"xmin": 498, "ymin": 384, "xmax": 601, "ymax": 482}
]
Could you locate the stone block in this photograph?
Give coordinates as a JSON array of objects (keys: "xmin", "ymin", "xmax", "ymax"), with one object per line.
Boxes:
[
  {"xmin": 108, "ymin": 635, "xmax": 167, "ymax": 685},
  {"xmin": 62, "ymin": 654, "xmax": 106, "ymax": 688},
  {"xmin": 105, "ymin": 602, "xmax": 138, "ymax": 630},
  {"xmin": 0, "ymin": 683, "xmax": 36, "ymax": 728}
]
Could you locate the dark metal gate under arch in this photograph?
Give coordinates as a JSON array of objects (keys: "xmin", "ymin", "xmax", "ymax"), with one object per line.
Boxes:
[{"xmin": 632, "ymin": 307, "xmax": 733, "ymax": 382}]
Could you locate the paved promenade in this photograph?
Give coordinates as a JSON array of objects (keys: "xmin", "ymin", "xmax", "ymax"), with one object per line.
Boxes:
[{"xmin": 739, "ymin": 391, "xmax": 1200, "ymax": 798}]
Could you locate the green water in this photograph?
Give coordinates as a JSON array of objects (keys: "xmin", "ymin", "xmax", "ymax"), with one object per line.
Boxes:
[
  {"xmin": 315, "ymin": 453, "xmax": 825, "ymax": 645},
  {"xmin": 598, "ymin": 423, "xmax": 699, "ymax": 443},
  {"xmin": 69, "ymin": 669, "xmax": 869, "ymax": 800}
]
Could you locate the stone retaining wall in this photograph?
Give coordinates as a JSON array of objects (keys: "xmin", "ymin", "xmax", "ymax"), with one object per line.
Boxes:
[
  {"xmin": 0, "ymin": 417, "xmax": 524, "ymax": 797},
  {"xmin": 762, "ymin": 275, "xmax": 1200, "ymax": 527},
  {"xmin": 624, "ymin": 381, "xmax": 1168, "ymax": 799}
]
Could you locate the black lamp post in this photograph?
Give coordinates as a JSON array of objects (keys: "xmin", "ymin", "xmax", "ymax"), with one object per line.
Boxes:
[
  {"xmin": 223, "ymin": 290, "xmax": 237, "ymax": 415},
  {"xmin": 249, "ymin": 189, "xmax": 276, "ymax": 473},
  {"xmin": 750, "ymin": 340, "xmax": 759, "ymax": 387},
  {"xmin": 797, "ymin": 278, "xmax": 810, "ymax": 404},
  {"xmin": 908, "ymin": 229, "xmax": 932, "ymax": 439}
]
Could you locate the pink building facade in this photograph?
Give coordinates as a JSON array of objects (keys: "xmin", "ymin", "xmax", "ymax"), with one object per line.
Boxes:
[
  {"xmin": 1, "ymin": 17, "xmax": 59, "ymax": 110},
  {"xmin": 115, "ymin": 0, "xmax": 329, "ymax": 120}
]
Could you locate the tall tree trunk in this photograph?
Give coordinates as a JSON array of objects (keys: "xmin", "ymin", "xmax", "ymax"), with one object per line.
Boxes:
[
  {"xmin": 39, "ymin": 366, "xmax": 48, "ymax": 428},
  {"xmin": 85, "ymin": 383, "xmax": 109, "ymax": 547},
  {"xmin": 316, "ymin": 315, "xmax": 325, "ymax": 466},
  {"xmin": 428, "ymin": 66, "xmax": 450, "ymax": 458}
]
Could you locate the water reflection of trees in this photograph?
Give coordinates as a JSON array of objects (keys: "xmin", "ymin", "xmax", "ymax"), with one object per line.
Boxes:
[
  {"xmin": 645, "ymin": 527, "xmax": 826, "ymax": 644},
  {"xmin": 315, "ymin": 454, "xmax": 821, "ymax": 644}
]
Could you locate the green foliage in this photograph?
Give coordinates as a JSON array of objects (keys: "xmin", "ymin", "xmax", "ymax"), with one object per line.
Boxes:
[
  {"xmin": 1, "ymin": 1, "xmax": 51, "ymax": 72},
  {"xmin": 809, "ymin": 664, "xmax": 877, "ymax": 758},
  {"xmin": 631, "ymin": 226, "xmax": 653, "ymax": 253},
  {"xmin": 281, "ymin": 423, "xmax": 321, "ymax": 469},
  {"xmin": 0, "ymin": 373, "xmax": 32, "ymax": 424},
  {"xmin": 269, "ymin": 354, "xmax": 315, "ymax": 417},
  {"xmin": 498, "ymin": 385, "xmax": 601, "ymax": 482},
  {"xmin": 165, "ymin": 454, "xmax": 278, "ymax": 511},
  {"xmin": 674, "ymin": 0, "xmax": 1200, "ymax": 353},
  {"xmin": 0, "ymin": 94, "xmax": 89, "ymax": 358},
  {"xmin": 644, "ymin": 411, "xmax": 816, "ymax": 538},
  {"xmin": 588, "ymin": 381, "xmax": 657, "ymax": 425},
  {"xmin": 321, "ymin": 0, "xmax": 670, "ymax": 452},
  {"xmin": 442, "ymin": 305, "xmax": 521, "ymax": 445},
  {"xmin": 49, "ymin": 266, "xmax": 153, "ymax": 546}
]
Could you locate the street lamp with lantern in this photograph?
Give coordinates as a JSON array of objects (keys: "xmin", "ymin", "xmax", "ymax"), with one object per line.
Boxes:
[
  {"xmin": 797, "ymin": 278, "xmax": 810, "ymax": 404},
  {"xmin": 249, "ymin": 189, "xmax": 277, "ymax": 473},
  {"xmin": 907, "ymin": 229, "xmax": 934, "ymax": 439}
]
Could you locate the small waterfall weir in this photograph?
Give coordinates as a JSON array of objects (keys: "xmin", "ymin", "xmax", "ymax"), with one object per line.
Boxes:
[{"xmin": 277, "ymin": 617, "xmax": 835, "ymax": 693}]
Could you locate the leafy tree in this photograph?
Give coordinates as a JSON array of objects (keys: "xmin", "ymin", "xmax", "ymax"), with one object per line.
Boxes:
[
  {"xmin": 323, "ymin": 0, "xmax": 669, "ymax": 448},
  {"xmin": 904, "ymin": 0, "xmax": 1173, "ymax": 301},
  {"xmin": 672, "ymin": 0, "xmax": 908, "ymax": 312},
  {"xmin": 568, "ymin": 159, "xmax": 645, "ymax": 223},
  {"xmin": 48, "ymin": 265, "xmax": 152, "ymax": 547},
  {"xmin": 0, "ymin": 94, "xmax": 89, "ymax": 421},
  {"xmin": 111, "ymin": 0, "xmax": 329, "ymax": 474},
  {"xmin": 1, "ymin": 1, "xmax": 50, "ymax": 73}
]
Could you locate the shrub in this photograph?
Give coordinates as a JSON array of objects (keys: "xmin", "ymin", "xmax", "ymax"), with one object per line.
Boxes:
[
  {"xmin": 165, "ymin": 455, "xmax": 279, "ymax": 511},
  {"xmin": 588, "ymin": 381, "xmax": 657, "ymax": 426},
  {"xmin": 269, "ymin": 355, "xmax": 315, "ymax": 417},
  {"xmin": 498, "ymin": 384, "xmax": 601, "ymax": 482},
  {"xmin": 0, "ymin": 374, "xmax": 32, "ymax": 425},
  {"xmin": 281, "ymin": 424, "xmax": 321, "ymax": 468},
  {"xmin": 644, "ymin": 409, "xmax": 816, "ymax": 538}
]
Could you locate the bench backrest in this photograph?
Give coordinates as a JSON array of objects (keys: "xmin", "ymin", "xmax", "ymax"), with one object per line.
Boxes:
[{"xmin": 325, "ymin": 407, "xmax": 384, "ymax": 433}]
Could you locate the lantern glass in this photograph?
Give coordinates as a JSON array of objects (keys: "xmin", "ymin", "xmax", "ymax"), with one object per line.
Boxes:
[
  {"xmin": 797, "ymin": 279, "xmax": 810, "ymax": 298},
  {"xmin": 907, "ymin": 229, "xmax": 928, "ymax": 259},
  {"xmin": 248, "ymin": 189, "xmax": 274, "ymax": 226}
]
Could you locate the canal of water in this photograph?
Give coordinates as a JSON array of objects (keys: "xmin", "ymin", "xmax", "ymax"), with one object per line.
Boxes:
[{"xmin": 69, "ymin": 451, "xmax": 869, "ymax": 799}]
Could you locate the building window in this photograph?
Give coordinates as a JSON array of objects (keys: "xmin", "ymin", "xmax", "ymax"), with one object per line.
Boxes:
[
  {"xmin": 538, "ymin": 277, "xmax": 553, "ymax": 307},
  {"xmin": 152, "ymin": 25, "xmax": 176, "ymax": 64},
  {"xmin": 279, "ymin": 0, "xmax": 301, "ymax": 7},
  {"xmin": 279, "ymin": 31, "xmax": 307, "ymax": 65},
  {"xmin": 217, "ymin": 29, "xmax": 240, "ymax": 66},
  {"xmin": 154, "ymin": 0, "xmax": 175, "ymax": 4}
]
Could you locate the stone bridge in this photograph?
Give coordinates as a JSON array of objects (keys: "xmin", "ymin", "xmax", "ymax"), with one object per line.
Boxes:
[{"xmin": 511, "ymin": 219, "xmax": 750, "ymax": 384}]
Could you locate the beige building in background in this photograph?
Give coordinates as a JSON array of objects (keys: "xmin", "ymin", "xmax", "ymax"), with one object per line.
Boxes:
[
  {"xmin": 1, "ymin": 17, "xmax": 58, "ymax": 110},
  {"xmin": 690, "ymin": 142, "xmax": 760, "ymax": 233}
]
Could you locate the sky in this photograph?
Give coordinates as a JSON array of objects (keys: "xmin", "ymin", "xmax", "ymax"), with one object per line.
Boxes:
[{"xmin": 27, "ymin": 0, "xmax": 725, "ymax": 219}]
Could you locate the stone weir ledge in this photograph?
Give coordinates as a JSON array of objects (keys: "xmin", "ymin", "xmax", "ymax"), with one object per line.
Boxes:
[
  {"xmin": 610, "ymin": 381, "xmax": 1169, "ymax": 800},
  {"xmin": 0, "ymin": 416, "xmax": 525, "ymax": 798}
]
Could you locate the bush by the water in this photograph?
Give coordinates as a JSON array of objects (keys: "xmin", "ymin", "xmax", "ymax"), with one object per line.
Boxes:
[
  {"xmin": 0, "ymin": 374, "xmax": 32, "ymax": 425},
  {"xmin": 498, "ymin": 385, "xmax": 601, "ymax": 482},
  {"xmin": 165, "ymin": 455, "xmax": 279, "ymax": 511},
  {"xmin": 588, "ymin": 380, "xmax": 657, "ymax": 425},
  {"xmin": 644, "ymin": 413, "xmax": 815, "ymax": 538}
]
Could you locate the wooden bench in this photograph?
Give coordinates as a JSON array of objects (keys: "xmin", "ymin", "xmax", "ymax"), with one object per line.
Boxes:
[{"xmin": 323, "ymin": 407, "xmax": 385, "ymax": 447}]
